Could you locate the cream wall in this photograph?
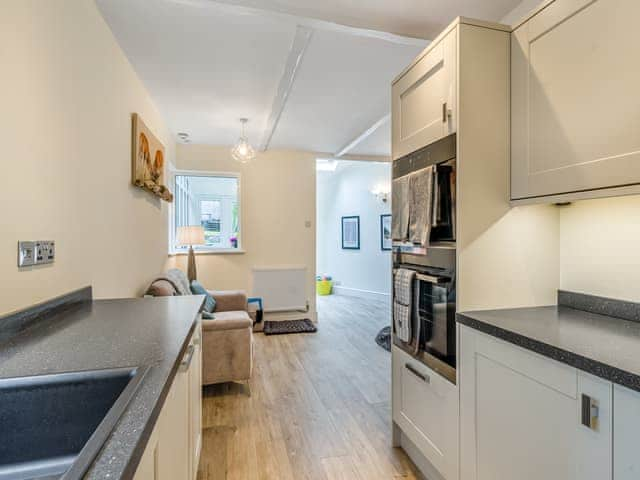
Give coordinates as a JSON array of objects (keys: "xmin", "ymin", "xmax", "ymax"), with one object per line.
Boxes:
[
  {"xmin": 167, "ymin": 144, "xmax": 317, "ymax": 319},
  {"xmin": 559, "ymin": 195, "xmax": 640, "ymax": 303},
  {"xmin": 0, "ymin": 0, "xmax": 174, "ymax": 315}
]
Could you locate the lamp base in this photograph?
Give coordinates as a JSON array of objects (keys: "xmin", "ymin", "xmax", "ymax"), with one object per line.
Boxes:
[{"xmin": 187, "ymin": 245, "xmax": 197, "ymax": 283}]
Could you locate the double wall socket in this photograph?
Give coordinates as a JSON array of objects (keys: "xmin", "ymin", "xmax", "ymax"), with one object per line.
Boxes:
[{"xmin": 18, "ymin": 241, "xmax": 55, "ymax": 267}]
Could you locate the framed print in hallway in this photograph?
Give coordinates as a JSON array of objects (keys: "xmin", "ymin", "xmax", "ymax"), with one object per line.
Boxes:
[
  {"xmin": 341, "ymin": 216, "xmax": 360, "ymax": 250},
  {"xmin": 380, "ymin": 214, "xmax": 392, "ymax": 250}
]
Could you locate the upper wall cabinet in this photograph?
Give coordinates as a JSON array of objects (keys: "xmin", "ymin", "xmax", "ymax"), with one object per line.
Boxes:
[
  {"xmin": 511, "ymin": 0, "xmax": 640, "ymax": 202},
  {"xmin": 392, "ymin": 28, "xmax": 457, "ymax": 160}
]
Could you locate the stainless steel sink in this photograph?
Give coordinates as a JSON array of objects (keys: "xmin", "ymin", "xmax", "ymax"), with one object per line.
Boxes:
[{"xmin": 0, "ymin": 366, "xmax": 149, "ymax": 480}]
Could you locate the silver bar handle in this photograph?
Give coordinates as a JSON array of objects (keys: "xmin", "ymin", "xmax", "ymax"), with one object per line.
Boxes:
[
  {"xmin": 442, "ymin": 102, "xmax": 447, "ymax": 123},
  {"xmin": 180, "ymin": 344, "xmax": 195, "ymax": 372},
  {"xmin": 405, "ymin": 363, "xmax": 430, "ymax": 384},
  {"xmin": 581, "ymin": 394, "xmax": 599, "ymax": 430},
  {"xmin": 416, "ymin": 272, "xmax": 449, "ymax": 284}
]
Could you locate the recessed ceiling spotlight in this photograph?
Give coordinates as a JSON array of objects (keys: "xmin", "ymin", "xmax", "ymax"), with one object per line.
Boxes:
[{"xmin": 177, "ymin": 132, "xmax": 189, "ymax": 142}]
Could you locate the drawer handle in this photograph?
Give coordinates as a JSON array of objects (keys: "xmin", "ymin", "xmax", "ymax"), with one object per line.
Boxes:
[
  {"xmin": 180, "ymin": 344, "xmax": 196, "ymax": 371},
  {"xmin": 581, "ymin": 394, "xmax": 599, "ymax": 430},
  {"xmin": 405, "ymin": 363, "xmax": 430, "ymax": 384}
]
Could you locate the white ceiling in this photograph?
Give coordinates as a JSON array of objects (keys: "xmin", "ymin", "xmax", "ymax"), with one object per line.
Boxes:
[
  {"xmin": 97, "ymin": 0, "xmax": 522, "ymax": 157},
  {"xmin": 209, "ymin": 0, "xmax": 522, "ymax": 39}
]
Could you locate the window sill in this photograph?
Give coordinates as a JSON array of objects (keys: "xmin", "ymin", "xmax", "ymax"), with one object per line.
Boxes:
[{"xmin": 168, "ymin": 249, "xmax": 246, "ymax": 256}]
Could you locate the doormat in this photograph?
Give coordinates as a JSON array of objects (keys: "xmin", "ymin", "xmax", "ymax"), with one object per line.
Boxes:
[{"xmin": 263, "ymin": 319, "xmax": 317, "ymax": 335}]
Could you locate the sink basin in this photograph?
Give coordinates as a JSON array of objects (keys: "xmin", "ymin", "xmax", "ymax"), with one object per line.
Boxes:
[{"xmin": 0, "ymin": 365, "xmax": 149, "ymax": 480}]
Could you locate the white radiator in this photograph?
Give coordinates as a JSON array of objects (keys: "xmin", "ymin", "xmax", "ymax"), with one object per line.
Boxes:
[{"xmin": 250, "ymin": 265, "xmax": 308, "ymax": 312}]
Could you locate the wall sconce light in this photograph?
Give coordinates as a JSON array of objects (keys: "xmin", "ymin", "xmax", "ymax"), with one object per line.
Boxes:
[{"xmin": 371, "ymin": 186, "xmax": 390, "ymax": 203}]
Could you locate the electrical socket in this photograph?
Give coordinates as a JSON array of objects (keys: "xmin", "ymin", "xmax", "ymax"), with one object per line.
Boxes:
[{"xmin": 35, "ymin": 241, "xmax": 55, "ymax": 264}]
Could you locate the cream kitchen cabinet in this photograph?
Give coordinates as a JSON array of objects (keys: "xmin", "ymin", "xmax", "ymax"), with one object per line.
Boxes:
[
  {"xmin": 391, "ymin": 27, "xmax": 456, "ymax": 160},
  {"xmin": 460, "ymin": 325, "xmax": 613, "ymax": 480},
  {"xmin": 511, "ymin": 0, "xmax": 640, "ymax": 203},
  {"xmin": 613, "ymin": 384, "xmax": 640, "ymax": 479},
  {"xmin": 188, "ymin": 321, "xmax": 203, "ymax": 480},
  {"xmin": 392, "ymin": 345, "xmax": 458, "ymax": 480},
  {"xmin": 134, "ymin": 320, "xmax": 202, "ymax": 480}
]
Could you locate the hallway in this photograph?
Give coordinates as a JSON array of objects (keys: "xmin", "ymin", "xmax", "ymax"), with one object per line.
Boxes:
[{"xmin": 198, "ymin": 294, "xmax": 422, "ymax": 480}]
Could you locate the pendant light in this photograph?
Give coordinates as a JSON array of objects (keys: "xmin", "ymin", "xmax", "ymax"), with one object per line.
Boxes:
[{"xmin": 231, "ymin": 118, "xmax": 256, "ymax": 164}]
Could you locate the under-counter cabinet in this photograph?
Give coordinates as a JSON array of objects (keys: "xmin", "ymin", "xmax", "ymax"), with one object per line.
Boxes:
[
  {"xmin": 391, "ymin": 27, "xmax": 456, "ymax": 160},
  {"xmin": 511, "ymin": 0, "xmax": 640, "ymax": 203},
  {"xmin": 613, "ymin": 385, "xmax": 640, "ymax": 480},
  {"xmin": 392, "ymin": 346, "xmax": 458, "ymax": 480},
  {"xmin": 460, "ymin": 325, "xmax": 613, "ymax": 480},
  {"xmin": 134, "ymin": 320, "xmax": 202, "ymax": 480}
]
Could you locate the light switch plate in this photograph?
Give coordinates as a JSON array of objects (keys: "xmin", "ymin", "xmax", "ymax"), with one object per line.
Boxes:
[{"xmin": 18, "ymin": 241, "xmax": 36, "ymax": 267}]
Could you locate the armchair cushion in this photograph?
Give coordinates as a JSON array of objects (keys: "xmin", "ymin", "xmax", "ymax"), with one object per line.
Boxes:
[
  {"xmin": 190, "ymin": 280, "xmax": 216, "ymax": 312},
  {"xmin": 202, "ymin": 311, "xmax": 252, "ymax": 331},
  {"xmin": 208, "ymin": 290, "xmax": 247, "ymax": 313}
]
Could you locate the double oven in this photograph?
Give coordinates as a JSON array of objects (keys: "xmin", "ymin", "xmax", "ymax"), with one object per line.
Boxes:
[{"xmin": 392, "ymin": 134, "xmax": 457, "ymax": 384}]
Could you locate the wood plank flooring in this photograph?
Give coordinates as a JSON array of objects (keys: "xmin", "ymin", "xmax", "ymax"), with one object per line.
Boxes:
[{"xmin": 197, "ymin": 294, "xmax": 423, "ymax": 480}]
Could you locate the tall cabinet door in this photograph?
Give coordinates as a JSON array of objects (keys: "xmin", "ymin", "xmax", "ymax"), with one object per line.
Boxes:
[
  {"xmin": 511, "ymin": 0, "xmax": 640, "ymax": 201},
  {"xmin": 392, "ymin": 28, "xmax": 456, "ymax": 160}
]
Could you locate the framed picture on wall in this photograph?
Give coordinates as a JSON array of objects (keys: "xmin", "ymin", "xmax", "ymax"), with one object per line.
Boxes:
[
  {"xmin": 341, "ymin": 216, "xmax": 360, "ymax": 250},
  {"xmin": 380, "ymin": 214, "xmax": 392, "ymax": 250}
]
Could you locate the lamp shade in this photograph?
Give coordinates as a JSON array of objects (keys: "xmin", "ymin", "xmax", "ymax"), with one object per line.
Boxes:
[{"xmin": 176, "ymin": 225, "xmax": 205, "ymax": 246}]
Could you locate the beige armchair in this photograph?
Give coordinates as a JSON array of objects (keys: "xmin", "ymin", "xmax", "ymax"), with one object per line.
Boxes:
[
  {"xmin": 203, "ymin": 290, "xmax": 253, "ymax": 387},
  {"xmin": 145, "ymin": 271, "xmax": 253, "ymax": 391}
]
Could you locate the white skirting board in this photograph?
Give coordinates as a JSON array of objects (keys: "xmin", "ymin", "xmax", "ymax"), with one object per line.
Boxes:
[
  {"xmin": 332, "ymin": 285, "xmax": 390, "ymax": 301},
  {"xmin": 250, "ymin": 265, "xmax": 308, "ymax": 312}
]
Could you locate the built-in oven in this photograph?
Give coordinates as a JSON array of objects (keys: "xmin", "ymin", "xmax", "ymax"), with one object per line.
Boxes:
[{"xmin": 393, "ymin": 262, "xmax": 456, "ymax": 384}]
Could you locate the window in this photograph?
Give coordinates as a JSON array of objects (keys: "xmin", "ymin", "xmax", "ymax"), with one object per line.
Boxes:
[{"xmin": 172, "ymin": 172, "xmax": 241, "ymax": 252}]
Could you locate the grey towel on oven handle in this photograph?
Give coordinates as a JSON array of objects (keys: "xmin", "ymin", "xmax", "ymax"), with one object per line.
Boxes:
[
  {"xmin": 408, "ymin": 165, "xmax": 434, "ymax": 248},
  {"xmin": 391, "ymin": 175, "xmax": 410, "ymax": 242}
]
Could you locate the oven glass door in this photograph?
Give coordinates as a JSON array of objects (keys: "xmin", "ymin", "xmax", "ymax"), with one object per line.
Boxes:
[{"xmin": 416, "ymin": 273, "xmax": 455, "ymax": 366}]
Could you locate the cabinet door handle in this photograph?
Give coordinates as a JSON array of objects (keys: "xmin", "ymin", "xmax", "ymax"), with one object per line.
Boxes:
[
  {"xmin": 581, "ymin": 394, "xmax": 599, "ymax": 430},
  {"xmin": 442, "ymin": 102, "xmax": 447, "ymax": 123},
  {"xmin": 405, "ymin": 363, "xmax": 430, "ymax": 384},
  {"xmin": 180, "ymin": 344, "xmax": 195, "ymax": 371}
]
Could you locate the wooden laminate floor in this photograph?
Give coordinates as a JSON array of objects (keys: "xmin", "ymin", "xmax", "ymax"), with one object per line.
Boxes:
[{"xmin": 198, "ymin": 294, "xmax": 423, "ymax": 480}]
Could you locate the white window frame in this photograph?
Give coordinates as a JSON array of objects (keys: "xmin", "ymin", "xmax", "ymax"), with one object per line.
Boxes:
[{"xmin": 168, "ymin": 169, "xmax": 244, "ymax": 255}]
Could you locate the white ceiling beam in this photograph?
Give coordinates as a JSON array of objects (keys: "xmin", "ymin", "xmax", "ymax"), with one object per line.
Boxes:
[
  {"xmin": 259, "ymin": 25, "xmax": 313, "ymax": 152},
  {"xmin": 334, "ymin": 114, "xmax": 390, "ymax": 158},
  {"xmin": 171, "ymin": 0, "xmax": 428, "ymax": 47}
]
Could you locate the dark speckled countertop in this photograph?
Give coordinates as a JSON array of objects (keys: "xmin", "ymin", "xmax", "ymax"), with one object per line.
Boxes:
[
  {"xmin": 0, "ymin": 294, "xmax": 205, "ymax": 479},
  {"xmin": 457, "ymin": 300, "xmax": 640, "ymax": 393}
]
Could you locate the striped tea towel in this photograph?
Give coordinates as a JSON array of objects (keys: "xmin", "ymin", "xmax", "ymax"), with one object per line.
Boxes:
[{"xmin": 394, "ymin": 268, "xmax": 415, "ymax": 343}]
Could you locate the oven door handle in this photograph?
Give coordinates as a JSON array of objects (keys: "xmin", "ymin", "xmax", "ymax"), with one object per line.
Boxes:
[{"xmin": 415, "ymin": 273, "xmax": 449, "ymax": 284}]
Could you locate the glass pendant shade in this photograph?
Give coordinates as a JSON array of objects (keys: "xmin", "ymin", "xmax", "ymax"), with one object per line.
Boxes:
[{"xmin": 231, "ymin": 118, "xmax": 256, "ymax": 163}]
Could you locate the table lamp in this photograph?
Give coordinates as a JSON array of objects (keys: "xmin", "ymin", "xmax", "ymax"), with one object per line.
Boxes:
[{"xmin": 176, "ymin": 225, "xmax": 205, "ymax": 282}]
